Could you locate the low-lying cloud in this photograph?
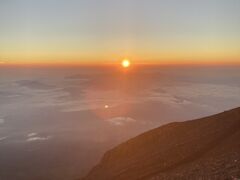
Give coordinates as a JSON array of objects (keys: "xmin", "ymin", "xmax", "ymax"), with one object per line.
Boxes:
[
  {"xmin": 26, "ymin": 133, "xmax": 50, "ymax": 142},
  {"xmin": 27, "ymin": 133, "xmax": 38, "ymax": 137},
  {"xmin": 27, "ymin": 136, "xmax": 50, "ymax": 142},
  {"xmin": 106, "ymin": 117, "xmax": 136, "ymax": 126}
]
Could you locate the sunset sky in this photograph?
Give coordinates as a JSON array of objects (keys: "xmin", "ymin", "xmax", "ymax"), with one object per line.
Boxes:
[{"xmin": 0, "ymin": 0, "xmax": 240, "ymax": 65}]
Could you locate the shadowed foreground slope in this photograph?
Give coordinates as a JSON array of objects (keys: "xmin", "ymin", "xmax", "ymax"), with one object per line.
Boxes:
[{"xmin": 82, "ymin": 107, "xmax": 240, "ymax": 180}]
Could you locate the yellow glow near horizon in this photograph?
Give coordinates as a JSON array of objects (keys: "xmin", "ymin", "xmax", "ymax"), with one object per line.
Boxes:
[
  {"xmin": 122, "ymin": 59, "xmax": 131, "ymax": 68},
  {"xmin": 1, "ymin": 0, "xmax": 240, "ymax": 67}
]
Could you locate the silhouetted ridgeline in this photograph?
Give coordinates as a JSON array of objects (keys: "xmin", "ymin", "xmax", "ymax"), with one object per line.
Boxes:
[{"xmin": 82, "ymin": 107, "xmax": 240, "ymax": 180}]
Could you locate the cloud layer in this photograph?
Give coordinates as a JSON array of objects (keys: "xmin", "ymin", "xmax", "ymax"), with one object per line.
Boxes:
[{"xmin": 106, "ymin": 117, "xmax": 136, "ymax": 126}]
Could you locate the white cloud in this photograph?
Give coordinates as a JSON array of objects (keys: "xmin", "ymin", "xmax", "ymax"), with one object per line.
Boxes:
[
  {"xmin": 26, "ymin": 136, "xmax": 50, "ymax": 142},
  {"xmin": 145, "ymin": 91, "xmax": 192, "ymax": 107},
  {"xmin": 162, "ymin": 83, "xmax": 240, "ymax": 99},
  {"xmin": 27, "ymin": 133, "xmax": 38, "ymax": 137},
  {"xmin": 26, "ymin": 133, "xmax": 50, "ymax": 142},
  {"xmin": 106, "ymin": 117, "xmax": 136, "ymax": 126}
]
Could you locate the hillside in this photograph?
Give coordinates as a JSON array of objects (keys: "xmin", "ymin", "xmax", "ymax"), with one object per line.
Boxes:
[{"xmin": 82, "ymin": 107, "xmax": 240, "ymax": 180}]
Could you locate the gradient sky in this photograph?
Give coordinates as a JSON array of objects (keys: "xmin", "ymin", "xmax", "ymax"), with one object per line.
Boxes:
[{"xmin": 0, "ymin": 0, "xmax": 240, "ymax": 65}]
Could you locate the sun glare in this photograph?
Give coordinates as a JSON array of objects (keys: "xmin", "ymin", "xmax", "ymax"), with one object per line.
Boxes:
[{"xmin": 122, "ymin": 59, "xmax": 131, "ymax": 68}]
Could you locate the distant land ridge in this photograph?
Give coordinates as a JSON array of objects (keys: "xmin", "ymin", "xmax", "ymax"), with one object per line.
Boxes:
[{"xmin": 82, "ymin": 107, "xmax": 240, "ymax": 180}]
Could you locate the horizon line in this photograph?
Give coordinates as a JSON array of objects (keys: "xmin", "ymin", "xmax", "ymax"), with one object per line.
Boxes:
[{"xmin": 1, "ymin": 61, "xmax": 240, "ymax": 68}]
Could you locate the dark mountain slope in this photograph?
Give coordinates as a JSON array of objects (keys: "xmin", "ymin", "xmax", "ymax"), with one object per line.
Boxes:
[{"xmin": 82, "ymin": 107, "xmax": 240, "ymax": 180}]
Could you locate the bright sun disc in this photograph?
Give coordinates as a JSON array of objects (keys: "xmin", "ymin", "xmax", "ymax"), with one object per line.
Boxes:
[{"xmin": 122, "ymin": 59, "xmax": 130, "ymax": 68}]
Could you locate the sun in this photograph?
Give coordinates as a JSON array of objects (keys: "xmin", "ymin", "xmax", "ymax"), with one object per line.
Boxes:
[{"xmin": 122, "ymin": 59, "xmax": 131, "ymax": 68}]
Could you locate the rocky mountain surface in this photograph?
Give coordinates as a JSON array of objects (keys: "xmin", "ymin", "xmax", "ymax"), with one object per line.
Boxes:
[{"xmin": 82, "ymin": 107, "xmax": 240, "ymax": 180}]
